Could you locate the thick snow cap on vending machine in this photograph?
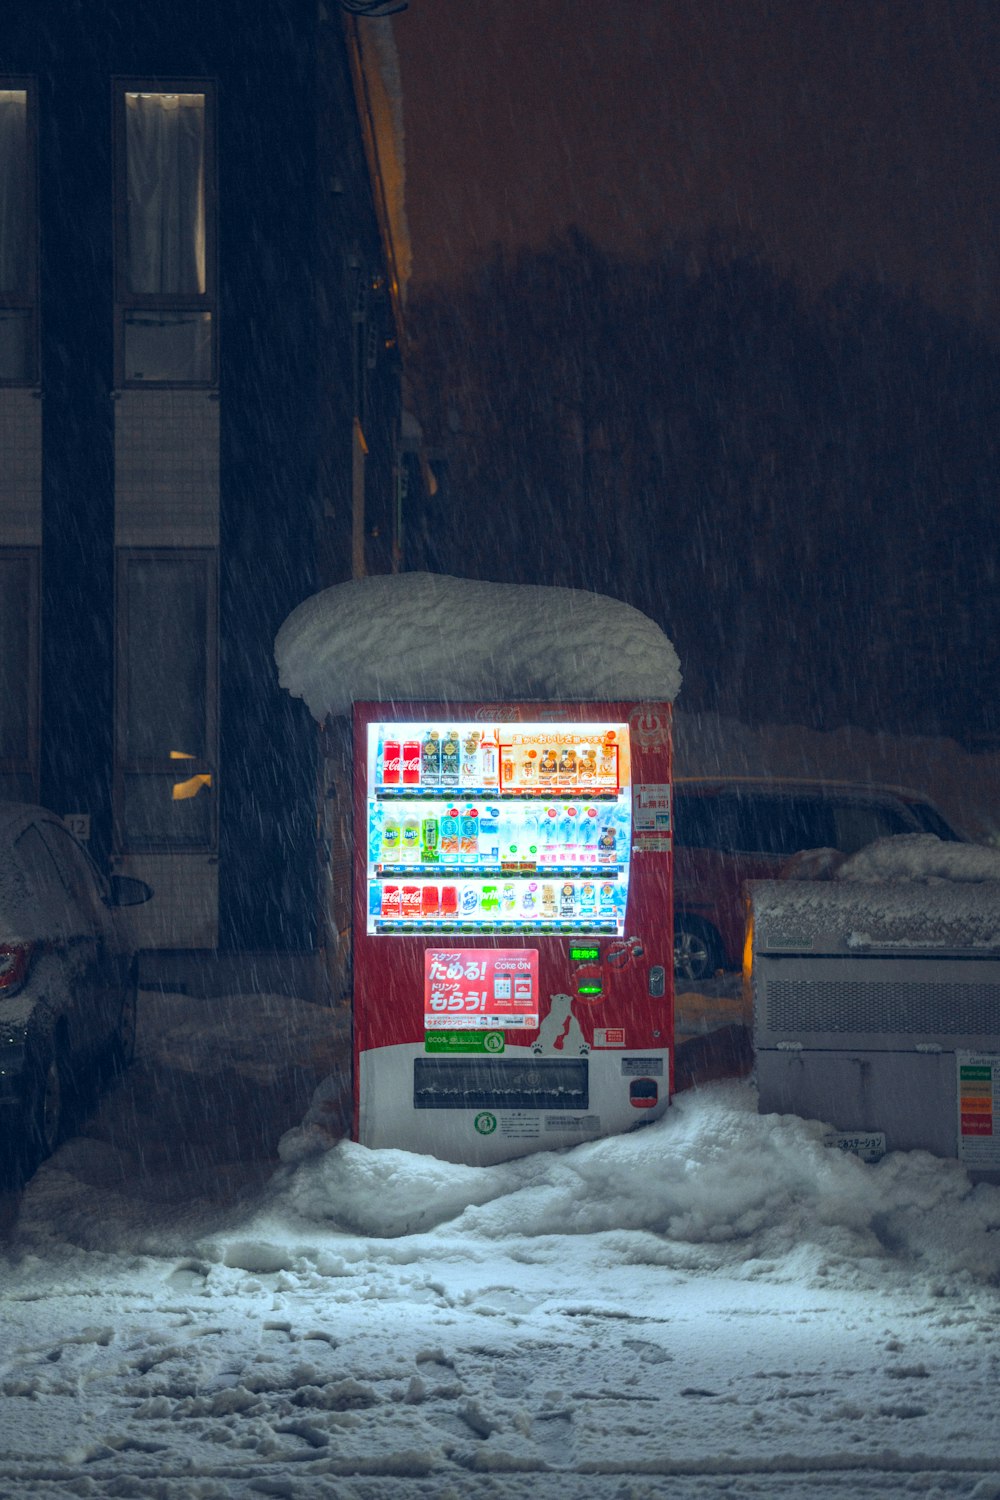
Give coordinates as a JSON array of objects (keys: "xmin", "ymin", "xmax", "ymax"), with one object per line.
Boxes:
[{"xmin": 274, "ymin": 572, "xmax": 682, "ymax": 720}]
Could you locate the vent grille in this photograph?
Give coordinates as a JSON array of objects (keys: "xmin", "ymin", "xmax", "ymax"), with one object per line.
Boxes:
[
  {"xmin": 413, "ymin": 1057, "xmax": 588, "ymax": 1111},
  {"xmin": 766, "ymin": 978, "xmax": 1000, "ymax": 1035}
]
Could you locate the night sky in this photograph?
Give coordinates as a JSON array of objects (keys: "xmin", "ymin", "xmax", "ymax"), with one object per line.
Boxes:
[{"xmin": 393, "ymin": 0, "xmax": 999, "ymax": 332}]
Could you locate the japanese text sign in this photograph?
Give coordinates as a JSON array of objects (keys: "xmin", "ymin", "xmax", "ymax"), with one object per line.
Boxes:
[{"xmin": 424, "ymin": 948, "xmax": 539, "ymax": 1031}]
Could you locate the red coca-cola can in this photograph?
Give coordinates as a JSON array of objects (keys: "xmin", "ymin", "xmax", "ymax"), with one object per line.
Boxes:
[
  {"xmin": 382, "ymin": 884, "xmax": 402, "ymax": 916},
  {"xmin": 401, "ymin": 884, "xmax": 421, "ymax": 917},
  {"xmin": 440, "ymin": 884, "xmax": 458, "ymax": 915},
  {"xmin": 402, "ymin": 740, "xmax": 421, "ymax": 784},
  {"xmin": 382, "ymin": 740, "xmax": 401, "ymax": 784}
]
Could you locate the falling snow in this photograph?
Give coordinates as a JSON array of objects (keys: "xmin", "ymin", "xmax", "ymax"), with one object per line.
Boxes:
[{"xmin": 0, "ymin": 593, "xmax": 996, "ymax": 1496}]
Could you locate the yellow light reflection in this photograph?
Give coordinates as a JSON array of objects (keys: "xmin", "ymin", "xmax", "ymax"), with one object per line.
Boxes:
[
  {"xmin": 169, "ymin": 750, "xmax": 196, "ymax": 760},
  {"xmin": 742, "ymin": 910, "xmax": 755, "ymax": 1020},
  {"xmin": 173, "ymin": 773, "xmax": 212, "ymax": 801}
]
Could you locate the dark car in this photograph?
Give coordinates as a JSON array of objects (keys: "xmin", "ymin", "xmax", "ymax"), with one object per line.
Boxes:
[
  {"xmin": 0, "ymin": 803, "xmax": 152, "ymax": 1179},
  {"xmin": 672, "ymin": 777, "xmax": 965, "ymax": 983}
]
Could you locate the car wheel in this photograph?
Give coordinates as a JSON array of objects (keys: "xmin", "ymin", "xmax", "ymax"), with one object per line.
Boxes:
[
  {"xmin": 107, "ymin": 974, "xmax": 138, "ymax": 1077},
  {"xmin": 23, "ymin": 1042, "xmax": 66, "ymax": 1172},
  {"xmin": 673, "ymin": 917, "xmax": 724, "ymax": 984}
]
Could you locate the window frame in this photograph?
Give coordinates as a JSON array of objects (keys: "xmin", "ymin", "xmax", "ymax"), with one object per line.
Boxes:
[
  {"xmin": 113, "ymin": 547, "xmax": 219, "ymax": 855},
  {"xmin": 0, "ymin": 76, "xmax": 39, "ymax": 387},
  {"xmin": 112, "ymin": 77, "xmax": 218, "ymax": 390}
]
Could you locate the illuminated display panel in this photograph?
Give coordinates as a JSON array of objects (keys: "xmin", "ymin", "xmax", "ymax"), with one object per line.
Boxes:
[{"xmin": 366, "ymin": 720, "xmax": 631, "ymax": 936}]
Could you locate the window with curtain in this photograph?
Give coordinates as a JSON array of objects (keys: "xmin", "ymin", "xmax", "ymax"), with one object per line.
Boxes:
[
  {"xmin": 115, "ymin": 86, "xmax": 216, "ymax": 385},
  {"xmin": 0, "ymin": 83, "xmax": 37, "ymax": 384}
]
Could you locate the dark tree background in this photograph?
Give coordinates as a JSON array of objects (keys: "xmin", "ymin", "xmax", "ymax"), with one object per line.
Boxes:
[{"xmin": 408, "ymin": 233, "xmax": 999, "ymax": 750}]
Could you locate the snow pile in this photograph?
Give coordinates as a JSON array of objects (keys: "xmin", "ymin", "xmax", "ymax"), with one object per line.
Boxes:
[
  {"xmin": 275, "ymin": 572, "xmax": 682, "ymax": 721},
  {"xmin": 4, "ymin": 990, "xmax": 1000, "ymax": 1496},
  {"xmin": 270, "ymin": 1084, "xmax": 1000, "ymax": 1283},
  {"xmin": 837, "ymin": 832, "xmax": 1000, "ymax": 883}
]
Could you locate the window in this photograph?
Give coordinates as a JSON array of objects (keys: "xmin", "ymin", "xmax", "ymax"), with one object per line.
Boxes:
[
  {"xmin": 115, "ymin": 551, "xmax": 218, "ymax": 851},
  {"xmin": 736, "ymin": 796, "xmax": 833, "ymax": 855},
  {"xmin": 829, "ymin": 800, "xmax": 913, "ymax": 856},
  {"xmin": 0, "ymin": 80, "xmax": 37, "ymax": 384},
  {"xmin": 114, "ymin": 83, "xmax": 216, "ymax": 386},
  {"xmin": 673, "ymin": 791, "xmax": 833, "ymax": 855},
  {"xmin": 907, "ymin": 802, "xmax": 961, "ymax": 842},
  {"xmin": 0, "ymin": 549, "xmax": 39, "ymax": 801}
]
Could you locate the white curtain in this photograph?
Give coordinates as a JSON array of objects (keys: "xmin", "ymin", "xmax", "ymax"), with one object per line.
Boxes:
[
  {"xmin": 0, "ymin": 91, "xmax": 28, "ymax": 294},
  {"xmin": 125, "ymin": 92, "xmax": 206, "ymax": 295}
]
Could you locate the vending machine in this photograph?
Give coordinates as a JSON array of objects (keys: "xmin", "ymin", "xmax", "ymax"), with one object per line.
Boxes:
[{"xmin": 351, "ymin": 699, "xmax": 674, "ymax": 1164}]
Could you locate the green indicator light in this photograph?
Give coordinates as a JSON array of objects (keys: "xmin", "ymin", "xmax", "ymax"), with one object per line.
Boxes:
[
  {"xmin": 570, "ymin": 944, "xmax": 600, "ymax": 963},
  {"xmin": 578, "ymin": 983, "xmax": 603, "ymax": 996}
]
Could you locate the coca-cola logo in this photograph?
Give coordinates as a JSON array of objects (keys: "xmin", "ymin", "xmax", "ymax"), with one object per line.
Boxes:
[
  {"xmin": 382, "ymin": 743, "xmax": 402, "ymax": 782},
  {"xmin": 628, "ymin": 707, "xmax": 670, "ymax": 748},
  {"xmin": 474, "ymin": 706, "xmax": 520, "ymax": 721}
]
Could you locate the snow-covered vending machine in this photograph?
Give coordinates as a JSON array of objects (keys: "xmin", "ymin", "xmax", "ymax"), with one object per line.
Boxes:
[{"xmin": 352, "ymin": 699, "xmax": 674, "ymax": 1163}]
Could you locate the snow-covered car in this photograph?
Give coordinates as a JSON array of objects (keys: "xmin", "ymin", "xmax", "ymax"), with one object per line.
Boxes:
[
  {"xmin": 672, "ymin": 777, "xmax": 965, "ymax": 982},
  {"xmin": 0, "ymin": 803, "xmax": 152, "ymax": 1179}
]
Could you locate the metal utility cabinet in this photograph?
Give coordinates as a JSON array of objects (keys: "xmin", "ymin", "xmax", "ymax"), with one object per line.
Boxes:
[{"xmin": 748, "ymin": 880, "xmax": 1000, "ymax": 1182}]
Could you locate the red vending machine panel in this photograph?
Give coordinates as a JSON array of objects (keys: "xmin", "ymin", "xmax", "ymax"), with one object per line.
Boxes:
[{"xmin": 352, "ymin": 700, "xmax": 673, "ymax": 1164}]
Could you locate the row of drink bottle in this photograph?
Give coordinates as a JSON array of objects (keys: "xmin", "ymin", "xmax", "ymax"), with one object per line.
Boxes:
[
  {"xmin": 376, "ymin": 731, "xmax": 617, "ymax": 789},
  {"xmin": 370, "ymin": 804, "xmax": 628, "ymax": 865},
  {"xmin": 370, "ymin": 877, "xmax": 624, "ymax": 920},
  {"xmin": 378, "ymin": 731, "xmax": 499, "ymax": 788}
]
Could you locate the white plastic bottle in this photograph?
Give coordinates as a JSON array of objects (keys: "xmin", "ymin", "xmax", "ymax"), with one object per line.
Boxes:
[{"xmin": 480, "ymin": 729, "xmax": 499, "ymax": 787}]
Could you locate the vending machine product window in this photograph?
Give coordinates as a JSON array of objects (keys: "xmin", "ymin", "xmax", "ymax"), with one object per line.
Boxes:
[{"xmin": 365, "ymin": 720, "xmax": 632, "ymax": 937}]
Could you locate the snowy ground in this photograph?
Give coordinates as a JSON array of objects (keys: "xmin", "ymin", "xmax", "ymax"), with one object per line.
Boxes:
[{"xmin": 2, "ymin": 986, "xmax": 999, "ymax": 1500}]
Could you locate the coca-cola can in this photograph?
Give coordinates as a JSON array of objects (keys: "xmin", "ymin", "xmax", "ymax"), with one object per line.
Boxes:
[
  {"xmin": 382, "ymin": 740, "xmax": 401, "ymax": 784},
  {"xmin": 402, "ymin": 740, "xmax": 421, "ymax": 784},
  {"xmin": 401, "ymin": 884, "xmax": 421, "ymax": 917},
  {"xmin": 381, "ymin": 884, "xmax": 402, "ymax": 916}
]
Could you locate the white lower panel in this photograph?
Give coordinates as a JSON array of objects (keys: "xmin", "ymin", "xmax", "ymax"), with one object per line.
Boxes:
[
  {"xmin": 756, "ymin": 1047, "xmax": 1000, "ymax": 1183},
  {"xmin": 359, "ymin": 1042, "xmax": 670, "ymax": 1164}
]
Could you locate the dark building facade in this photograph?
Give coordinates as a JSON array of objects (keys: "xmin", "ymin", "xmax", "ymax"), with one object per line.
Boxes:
[{"xmin": 0, "ymin": 3, "xmax": 408, "ymax": 978}]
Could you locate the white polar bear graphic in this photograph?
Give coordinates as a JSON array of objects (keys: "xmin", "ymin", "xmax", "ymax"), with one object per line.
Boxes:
[{"xmin": 532, "ymin": 993, "xmax": 589, "ymax": 1055}]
